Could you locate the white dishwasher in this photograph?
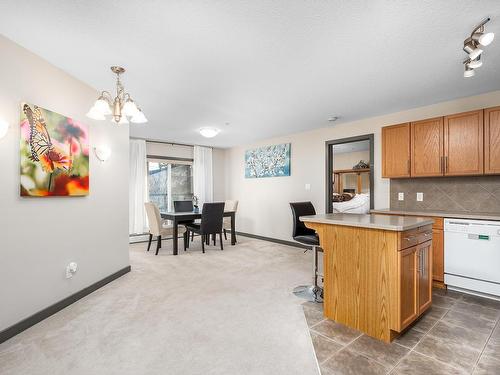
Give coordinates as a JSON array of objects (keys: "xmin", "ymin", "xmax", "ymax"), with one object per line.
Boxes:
[{"xmin": 444, "ymin": 218, "xmax": 500, "ymax": 297}]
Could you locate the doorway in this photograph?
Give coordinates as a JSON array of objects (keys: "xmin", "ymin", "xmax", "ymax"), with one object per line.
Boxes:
[{"xmin": 325, "ymin": 134, "xmax": 374, "ymax": 213}]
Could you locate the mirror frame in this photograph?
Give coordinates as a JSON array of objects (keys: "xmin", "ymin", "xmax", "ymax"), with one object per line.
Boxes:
[{"xmin": 325, "ymin": 134, "xmax": 374, "ymax": 213}]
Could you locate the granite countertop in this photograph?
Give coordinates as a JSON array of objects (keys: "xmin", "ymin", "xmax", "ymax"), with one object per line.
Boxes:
[
  {"xmin": 370, "ymin": 208, "xmax": 500, "ymax": 222},
  {"xmin": 300, "ymin": 213, "xmax": 434, "ymax": 231}
]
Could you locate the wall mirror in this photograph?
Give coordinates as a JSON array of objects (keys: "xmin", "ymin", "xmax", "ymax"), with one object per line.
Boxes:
[{"xmin": 325, "ymin": 134, "xmax": 374, "ymax": 213}]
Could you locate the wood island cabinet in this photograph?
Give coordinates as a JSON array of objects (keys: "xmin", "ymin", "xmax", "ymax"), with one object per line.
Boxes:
[
  {"xmin": 303, "ymin": 216, "xmax": 433, "ymax": 343},
  {"xmin": 417, "ymin": 240, "xmax": 432, "ymax": 314},
  {"xmin": 398, "ymin": 246, "xmax": 419, "ymax": 329}
]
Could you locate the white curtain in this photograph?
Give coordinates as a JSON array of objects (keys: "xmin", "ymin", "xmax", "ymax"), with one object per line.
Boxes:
[
  {"xmin": 129, "ymin": 139, "xmax": 148, "ymax": 234},
  {"xmin": 193, "ymin": 145, "xmax": 213, "ymax": 207}
]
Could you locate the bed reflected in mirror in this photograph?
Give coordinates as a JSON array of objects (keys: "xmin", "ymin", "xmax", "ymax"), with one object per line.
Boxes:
[{"xmin": 325, "ymin": 134, "xmax": 374, "ymax": 214}]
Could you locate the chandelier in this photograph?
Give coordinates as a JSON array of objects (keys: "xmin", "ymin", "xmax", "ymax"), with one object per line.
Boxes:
[{"xmin": 86, "ymin": 66, "xmax": 147, "ymax": 124}]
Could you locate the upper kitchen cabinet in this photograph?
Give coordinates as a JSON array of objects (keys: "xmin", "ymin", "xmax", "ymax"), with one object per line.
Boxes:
[
  {"xmin": 444, "ymin": 110, "xmax": 484, "ymax": 176},
  {"xmin": 485, "ymin": 106, "xmax": 500, "ymax": 175},
  {"xmin": 411, "ymin": 117, "xmax": 444, "ymax": 177},
  {"xmin": 382, "ymin": 123, "xmax": 411, "ymax": 178}
]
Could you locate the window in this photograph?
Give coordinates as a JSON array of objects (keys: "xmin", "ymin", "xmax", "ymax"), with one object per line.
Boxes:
[{"xmin": 147, "ymin": 159, "xmax": 193, "ymax": 212}]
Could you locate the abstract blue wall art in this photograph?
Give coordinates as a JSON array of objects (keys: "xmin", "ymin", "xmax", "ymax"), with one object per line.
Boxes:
[{"xmin": 245, "ymin": 143, "xmax": 291, "ymax": 178}]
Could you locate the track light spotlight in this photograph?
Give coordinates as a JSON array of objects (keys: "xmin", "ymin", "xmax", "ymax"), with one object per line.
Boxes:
[
  {"xmin": 464, "ymin": 66, "xmax": 475, "ymax": 78},
  {"xmin": 462, "ymin": 18, "xmax": 494, "ymax": 77},
  {"xmin": 463, "ymin": 38, "xmax": 483, "ymax": 60},
  {"xmin": 472, "ymin": 31, "xmax": 495, "ymax": 46},
  {"xmin": 468, "ymin": 56, "xmax": 483, "ymax": 69}
]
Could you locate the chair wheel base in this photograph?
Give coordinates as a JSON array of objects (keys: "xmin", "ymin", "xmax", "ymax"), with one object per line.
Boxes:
[{"xmin": 293, "ymin": 285, "xmax": 323, "ymax": 303}]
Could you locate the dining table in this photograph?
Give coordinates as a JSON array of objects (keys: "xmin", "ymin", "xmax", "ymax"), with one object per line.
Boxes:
[{"xmin": 160, "ymin": 210, "xmax": 236, "ymax": 255}]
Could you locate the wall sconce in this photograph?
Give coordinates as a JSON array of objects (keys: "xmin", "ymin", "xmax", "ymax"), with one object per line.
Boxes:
[
  {"xmin": 93, "ymin": 146, "xmax": 112, "ymax": 162},
  {"xmin": 0, "ymin": 118, "xmax": 9, "ymax": 139}
]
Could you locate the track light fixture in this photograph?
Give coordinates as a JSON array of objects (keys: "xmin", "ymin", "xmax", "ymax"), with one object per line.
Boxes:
[{"xmin": 463, "ymin": 18, "xmax": 494, "ymax": 78}]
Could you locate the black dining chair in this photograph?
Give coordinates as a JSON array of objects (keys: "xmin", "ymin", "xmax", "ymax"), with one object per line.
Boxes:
[
  {"xmin": 174, "ymin": 200, "xmax": 195, "ymax": 248},
  {"xmin": 289, "ymin": 202, "xmax": 324, "ymax": 303},
  {"xmin": 185, "ymin": 202, "xmax": 225, "ymax": 253}
]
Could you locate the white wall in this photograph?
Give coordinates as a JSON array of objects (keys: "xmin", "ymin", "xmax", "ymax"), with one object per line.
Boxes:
[
  {"xmin": 212, "ymin": 148, "xmax": 226, "ymax": 201},
  {"xmin": 225, "ymin": 90, "xmax": 500, "ymax": 241},
  {"xmin": 0, "ymin": 35, "xmax": 129, "ymax": 331}
]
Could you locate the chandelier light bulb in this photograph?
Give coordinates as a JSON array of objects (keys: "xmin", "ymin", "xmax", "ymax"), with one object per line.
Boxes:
[
  {"xmin": 94, "ymin": 98, "xmax": 111, "ymax": 115},
  {"xmin": 87, "ymin": 66, "xmax": 146, "ymax": 125},
  {"xmin": 122, "ymin": 99, "xmax": 139, "ymax": 117},
  {"xmin": 86, "ymin": 106, "xmax": 106, "ymax": 120},
  {"xmin": 130, "ymin": 109, "xmax": 148, "ymax": 124}
]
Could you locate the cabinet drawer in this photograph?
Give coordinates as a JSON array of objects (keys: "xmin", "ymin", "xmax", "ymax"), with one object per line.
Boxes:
[
  {"xmin": 400, "ymin": 229, "xmax": 419, "ymax": 249},
  {"xmin": 418, "ymin": 230, "xmax": 433, "ymax": 243},
  {"xmin": 399, "ymin": 225, "xmax": 433, "ymax": 249}
]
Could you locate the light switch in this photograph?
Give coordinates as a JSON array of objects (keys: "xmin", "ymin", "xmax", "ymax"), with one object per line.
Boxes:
[
  {"xmin": 398, "ymin": 192, "xmax": 404, "ymax": 201},
  {"xmin": 305, "ymin": 183, "xmax": 311, "ymax": 191},
  {"xmin": 416, "ymin": 192, "xmax": 424, "ymax": 201}
]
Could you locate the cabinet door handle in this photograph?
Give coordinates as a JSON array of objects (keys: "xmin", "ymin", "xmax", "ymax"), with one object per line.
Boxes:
[
  {"xmin": 407, "ymin": 160, "xmax": 411, "ymax": 175},
  {"xmin": 445, "ymin": 156, "xmax": 448, "ymax": 173},
  {"xmin": 440, "ymin": 156, "xmax": 444, "ymax": 174}
]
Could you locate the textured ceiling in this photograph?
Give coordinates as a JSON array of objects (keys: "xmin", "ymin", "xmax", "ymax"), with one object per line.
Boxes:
[{"xmin": 1, "ymin": 1, "xmax": 499, "ymax": 147}]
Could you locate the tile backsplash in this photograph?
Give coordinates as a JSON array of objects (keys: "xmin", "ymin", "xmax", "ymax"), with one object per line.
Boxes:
[{"xmin": 390, "ymin": 176, "xmax": 500, "ymax": 214}]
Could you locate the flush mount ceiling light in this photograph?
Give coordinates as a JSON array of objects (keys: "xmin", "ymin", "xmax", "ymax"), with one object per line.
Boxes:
[
  {"xmin": 462, "ymin": 18, "xmax": 494, "ymax": 78},
  {"xmin": 199, "ymin": 127, "xmax": 220, "ymax": 138},
  {"xmin": 87, "ymin": 66, "xmax": 147, "ymax": 124}
]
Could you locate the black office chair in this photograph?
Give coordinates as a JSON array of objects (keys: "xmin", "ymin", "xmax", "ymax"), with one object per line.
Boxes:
[
  {"xmin": 185, "ymin": 202, "xmax": 225, "ymax": 253},
  {"xmin": 289, "ymin": 202, "xmax": 324, "ymax": 303},
  {"xmin": 174, "ymin": 200, "xmax": 195, "ymax": 248}
]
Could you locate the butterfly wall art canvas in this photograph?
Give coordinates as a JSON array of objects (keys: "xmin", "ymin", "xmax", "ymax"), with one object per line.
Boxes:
[{"xmin": 20, "ymin": 103, "xmax": 89, "ymax": 197}]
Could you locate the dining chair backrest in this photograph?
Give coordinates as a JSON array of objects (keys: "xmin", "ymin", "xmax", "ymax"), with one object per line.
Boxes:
[
  {"xmin": 289, "ymin": 202, "xmax": 317, "ymax": 238},
  {"xmin": 200, "ymin": 202, "xmax": 225, "ymax": 234},
  {"xmin": 145, "ymin": 202, "xmax": 162, "ymax": 236},
  {"xmin": 174, "ymin": 200, "xmax": 194, "ymax": 212},
  {"xmin": 224, "ymin": 200, "xmax": 239, "ymax": 212}
]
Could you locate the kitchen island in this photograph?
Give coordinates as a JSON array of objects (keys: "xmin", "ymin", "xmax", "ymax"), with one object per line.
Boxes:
[{"xmin": 300, "ymin": 213, "xmax": 434, "ymax": 342}]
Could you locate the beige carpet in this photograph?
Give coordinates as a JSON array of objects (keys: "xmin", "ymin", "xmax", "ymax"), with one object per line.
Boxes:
[{"xmin": 0, "ymin": 236, "xmax": 320, "ymax": 375}]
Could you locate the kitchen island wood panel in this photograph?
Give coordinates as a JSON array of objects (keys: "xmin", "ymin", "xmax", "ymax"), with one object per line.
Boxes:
[{"xmin": 302, "ymin": 214, "xmax": 433, "ymax": 343}]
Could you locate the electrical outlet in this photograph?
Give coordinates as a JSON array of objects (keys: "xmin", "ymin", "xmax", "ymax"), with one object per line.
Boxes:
[
  {"xmin": 66, "ymin": 262, "xmax": 78, "ymax": 279},
  {"xmin": 398, "ymin": 192, "xmax": 404, "ymax": 201},
  {"xmin": 305, "ymin": 183, "xmax": 311, "ymax": 191},
  {"xmin": 416, "ymin": 192, "xmax": 424, "ymax": 202}
]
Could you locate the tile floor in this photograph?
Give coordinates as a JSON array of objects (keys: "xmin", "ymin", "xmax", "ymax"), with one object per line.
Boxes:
[{"xmin": 304, "ymin": 289, "xmax": 500, "ymax": 374}]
